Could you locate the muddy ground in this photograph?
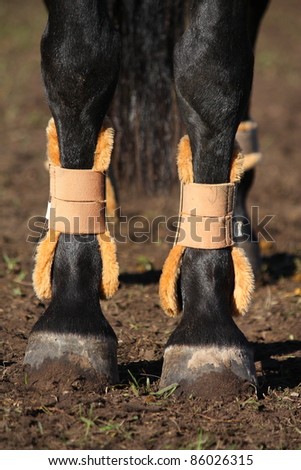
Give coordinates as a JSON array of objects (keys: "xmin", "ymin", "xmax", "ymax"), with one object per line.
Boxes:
[{"xmin": 0, "ymin": 0, "xmax": 301, "ymax": 450}]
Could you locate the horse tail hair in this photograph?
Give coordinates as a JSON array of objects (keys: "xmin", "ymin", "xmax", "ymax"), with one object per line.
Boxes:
[{"xmin": 107, "ymin": 0, "xmax": 189, "ymax": 194}]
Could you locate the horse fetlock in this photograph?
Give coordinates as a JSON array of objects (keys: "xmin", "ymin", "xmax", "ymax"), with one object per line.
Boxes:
[
  {"xmin": 160, "ymin": 344, "xmax": 257, "ymax": 399},
  {"xmin": 24, "ymin": 332, "xmax": 119, "ymax": 391}
]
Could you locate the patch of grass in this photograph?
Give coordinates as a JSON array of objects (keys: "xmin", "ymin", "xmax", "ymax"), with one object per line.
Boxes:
[
  {"xmin": 98, "ymin": 419, "xmax": 134, "ymax": 441},
  {"xmin": 127, "ymin": 369, "xmax": 178, "ymax": 400},
  {"xmin": 77, "ymin": 403, "xmax": 135, "ymax": 444},
  {"xmin": 14, "ymin": 270, "xmax": 27, "ymax": 282},
  {"xmin": 136, "ymin": 255, "xmax": 153, "ymax": 272},
  {"xmin": 2, "ymin": 253, "xmax": 20, "ymax": 273},
  {"xmin": 2, "ymin": 253, "xmax": 28, "ymax": 295},
  {"xmin": 12, "ymin": 286, "xmax": 23, "ymax": 297},
  {"xmin": 239, "ymin": 396, "xmax": 261, "ymax": 410},
  {"xmin": 79, "ymin": 404, "xmax": 96, "ymax": 439},
  {"xmin": 128, "ymin": 369, "xmax": 141, "ymax": 397},
  {"xmin": 151, "ymin": 383, "xmax": 178, "ymax": 399},
  {"xmin": 183, "ymin": 429, "xmax": 216, "ymax": 450},
  {"xmin": 98, "ymin": 421, "xmax": 123, "ymax": 434}
]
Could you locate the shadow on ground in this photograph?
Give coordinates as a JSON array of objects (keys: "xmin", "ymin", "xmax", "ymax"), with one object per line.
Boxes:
[
  {"xmin": 262, "ymin": 253, "xmax": 300, "ymax": 282},
  {"xmin": 254, "ymin": 340, "xmax": 301, "ymax": 393}
]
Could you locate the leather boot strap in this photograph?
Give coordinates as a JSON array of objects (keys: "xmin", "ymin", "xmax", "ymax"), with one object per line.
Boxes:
[
  {"xmin": 48, "ymin": 165, "xmax": 106, "ymax": 234},
  {"xmin": 175, "ymin": 182, "xmax": 235, "ymax": 249}
]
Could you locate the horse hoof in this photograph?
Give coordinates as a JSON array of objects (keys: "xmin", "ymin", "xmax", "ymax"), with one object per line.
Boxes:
[
  {"xmin": 159, "ymin": 345, "xmax": 257, "ymax": 399},
  {"xmin": 24, "ymin": 332, "xmax": 119, "ymax": 392}
]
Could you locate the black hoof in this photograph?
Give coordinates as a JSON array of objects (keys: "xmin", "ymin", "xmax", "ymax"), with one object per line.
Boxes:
[{"xmin": 24, "ymin": 332, "xmax": 119, "ymax": 392}]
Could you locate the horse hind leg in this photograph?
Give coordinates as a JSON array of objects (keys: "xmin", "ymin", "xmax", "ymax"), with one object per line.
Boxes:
[
  {"xmin": 234, "ymin": 0, "xmax": 270, "ymax": 278},
  {"xmin": 159, "ymin": 0, "xmax": 257, "ymax": 398},
  {"xmin": 24, "ymin": 0, "xmax": 120, "ymax": 391}
]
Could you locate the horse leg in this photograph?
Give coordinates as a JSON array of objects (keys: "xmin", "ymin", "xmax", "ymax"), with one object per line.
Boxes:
[
  {"xmin": 24, "ymin": 0, "xmax": 120, "ymax": 390},
  {"xmin": 234, "ymin": 0, "xmax": 270, "ymax": 277},
  {"xmin": 160, "ymin": 0, "xmax": 256, "ymax": 398}
]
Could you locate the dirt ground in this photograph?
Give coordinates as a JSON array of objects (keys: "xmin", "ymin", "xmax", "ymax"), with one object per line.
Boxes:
[{"xmin": 0, "ymin": 0, "xmax": 301, "ymax": 450}]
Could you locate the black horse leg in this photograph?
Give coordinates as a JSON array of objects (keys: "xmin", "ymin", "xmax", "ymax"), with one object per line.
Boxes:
[
  {"xmin": 24, "ymin": 0, "xmax": 120, "ymax": 389},
  {"xmin": 234, "ymin": 0, "xmax": 270, "ymax": 277},
  {"xmin": 160, "ymin": 0, "xmax": 256, "ymax": 397}
]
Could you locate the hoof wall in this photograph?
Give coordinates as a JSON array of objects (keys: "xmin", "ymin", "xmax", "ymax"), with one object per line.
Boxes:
[
  {"xmin": 160, "ymin": 345, "xmax": 257, "ymax": 400},
  {"xmin": 24, "ymin": 332, "xmax": 119, "ymax": 393}
]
